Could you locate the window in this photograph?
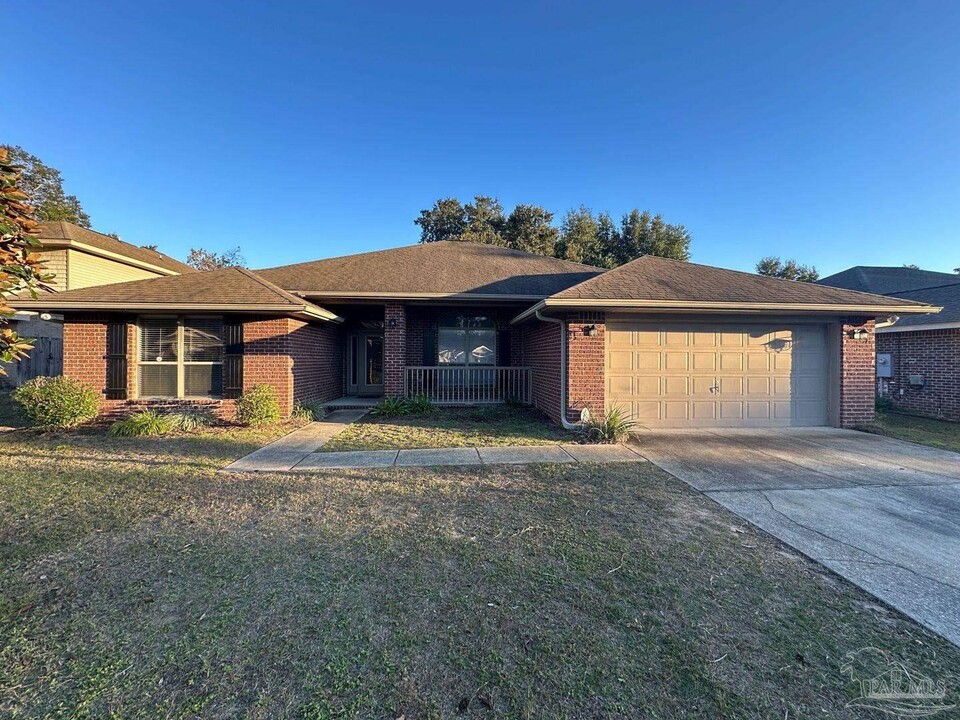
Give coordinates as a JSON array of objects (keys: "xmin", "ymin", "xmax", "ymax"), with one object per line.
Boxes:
[
  {"xmin": 437, "ymin": 315, "xmax": 496, "ymax": 366},
  {"xmin": 138, "ymin": 317, "xmax": 224, "ymax": 398}
]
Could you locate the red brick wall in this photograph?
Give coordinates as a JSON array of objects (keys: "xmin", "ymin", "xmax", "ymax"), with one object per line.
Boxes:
[
  {"xmin": 62, "ymin": 313, "xmax": 343, "ymax": 420},
  {"xmin": 566, "ymin": 313, "xmax": 606, "ymax": 423},
  {"xmin": 288, "ymin": 319, "xmax": 344, "ymax": 407},
  {"xmin": 877, "ymin": 328, "xmax": 960, "ymax": 421},
  {"xmin": 839, "ymin": 317, "xmax": 876, "ymax": 427},
  {"xmin": 384, "ymin": 302, "xmax": 406, "ymax": 396},
  {"xmin": 243, "ymin": 317, "xmax": 296, "ymax": 416},
  {"xmin": 521, "ymin": 319, "xmax": 562, "ymax": 424}
]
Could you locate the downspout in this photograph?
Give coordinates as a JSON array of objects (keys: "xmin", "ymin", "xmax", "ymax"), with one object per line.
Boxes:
[{"xmin": 536, "ymin": 309, "xmax": 580, "ymax": 430}]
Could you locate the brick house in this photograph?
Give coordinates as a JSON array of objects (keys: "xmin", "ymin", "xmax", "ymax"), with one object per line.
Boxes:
[
  {"xmin": 4, "ymin": 220, "xmax": 194, "ymax": 386},
  {"xmin": 820, "ymin": 266, "xmax": 958, "ymax": 421},
  {"xmin": 11, "ymin": 243, "xmax": 934, "ymax": 428}
]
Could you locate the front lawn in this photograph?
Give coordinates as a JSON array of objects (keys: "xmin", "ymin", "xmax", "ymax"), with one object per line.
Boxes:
[
  {"xmin": 861, "ymin": 409, "xmax": 960, "ymax": 453},
  {"xmin": 321, "ymin": 405, "xmax": 574, "ymax": 451},
  {"xmin": 0, "ymin": 390, "xmax": 27, "ymax": 429},
  {"xmin": 2, "ymin": 426, "xmax": 959, "ymax": 717}
]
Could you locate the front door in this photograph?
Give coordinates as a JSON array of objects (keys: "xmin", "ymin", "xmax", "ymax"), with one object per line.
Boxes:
[{"xmin": 358, "ymin": 332, "xmax": 384, "ymax": 396}]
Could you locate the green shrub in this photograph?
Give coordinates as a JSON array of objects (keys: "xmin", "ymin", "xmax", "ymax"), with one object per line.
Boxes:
[
  {"xmin": 12, "ymin": 376, "xmax": 100, "ymax": 428},
  {"xmin": 406, "ymin": 394, "xmax": 436, "ymax": 415},
  {"xmin": 583, "ymin": 406, "xmax": 636, "ymax": 444},
  {"xmin": 370, "ymin": 396, "xmax": 410, "ymax": 417},
  {"xmin": 293, "ymin": 400, "xmax": 327, "ymax": 421},
  {"xmin": 875, "ymin": 395, "xmax": 894, "ymax": 412},
  {"xmin": 109, "ymin": 410, "xmax": 177, "ymax": 437},
  {"xmin": 235, "ymin": 384, "xmax": 282, "ymax": 426},
  {"xmin": 166, "ymin": 408, "xmax": 214, "ymax": 431}
]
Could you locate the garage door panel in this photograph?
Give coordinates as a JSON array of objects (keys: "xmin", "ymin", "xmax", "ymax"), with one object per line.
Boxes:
[
  {"xmin": 746, "ymin": 377, "xmax": 770, "ymax": 395},
  {"xmin": 745, "ymin": 353, "xmax": 770, "ymax": 371},
  {"xmin": 663, "ymin": 402, "xmax": 689, "ymax": 419},
  {"xmin": 636, "ymin": 352, "xmax": 661, "ymax": 370},
  {"xmin": 664, "ymin": 376, "xmax": 689, "ymax": 396},
  {"xmin": 719, "ymin": 376, "xmax": 743, "ymax": 395},
  {"xmin": 636, "ymin": 377, "xmax": 660, "ymax": 396},
  {"xmin": 608, "ymin": 350, "xmax": 633, "ymax": 371},
  {"xmin": 664, "ymin": 352, "xmax": 688, "ymax": 370},
  {"xmin": 746, "ymin": 402, "xmax": 771, "ymax": 419},
  {"xmin": 692, "ymin": 401, "xmax": 716, "ymax": 419},
  {"xmin": 607, "ymin": 322, "xmax": 830, "ymax": 428},
  {"xmin": 719, "ymin": 353, "xmax": 744, "ymax": 371},
  {"xmin": 691, "ymin": 352, "xmax": 717, "ymax": 370}
]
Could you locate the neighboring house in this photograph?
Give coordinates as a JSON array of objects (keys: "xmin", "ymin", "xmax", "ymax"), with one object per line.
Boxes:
[
  {"xmin": 11, "ymin": 242, "xmax": 935, "ymax": 428},
  {"xmin": 3, "ymin": 220, "xmax": 194, "ymax": 385},
  {"xmin": 820, "ymin": 266, "xmax": 959, "ymax": 421}
]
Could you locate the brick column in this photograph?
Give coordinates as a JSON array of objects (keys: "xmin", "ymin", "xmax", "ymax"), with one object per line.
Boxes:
[
  {"xmin": 839, "ymin": 317, "xmax": 876, "ymax": 427},
  {"xmin": 566, "ymin": 312, "xmax": 606, "ymax": 423},
  {"xmin": 243, "ymin": 317, "xmax": 295, "ymax": 417},
  {"xmin": 384, "ymin": 302, "xmax": 407, "ymax": 397}
]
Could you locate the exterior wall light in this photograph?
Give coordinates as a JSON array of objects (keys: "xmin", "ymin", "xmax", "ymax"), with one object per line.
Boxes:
[
  {"xmin": 387, "ymin": 318, "xmax": 398, "ymax": 328},
  {"xmin": 849, "ymin": 327, "xmax": 870, "ymax": 341},
  {"xmin": 585, "ymin": 324, "xmax": 599, "ymax": 337}
]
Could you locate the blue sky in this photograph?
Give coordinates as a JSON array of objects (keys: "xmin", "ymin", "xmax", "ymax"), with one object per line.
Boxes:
[{"xmin": 7, "ymin": 0, "xmax": 959, "ymax": 275}]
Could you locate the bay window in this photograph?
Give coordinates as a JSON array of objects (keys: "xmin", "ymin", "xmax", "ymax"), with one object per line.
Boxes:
[
  {"xmin": 437, "ymin": 315, "xmax": 496, "ymax": 365},
  {"xmin": 138, "ymin": 317, "xmax": 224, "ymax": 398}
]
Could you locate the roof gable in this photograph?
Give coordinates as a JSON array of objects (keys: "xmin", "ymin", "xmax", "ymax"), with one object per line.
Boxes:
[
  {"xmin": 38, "ymin": 220, "xmax": 196, "ymax": 275},
  {"xmin": 549, "ymin": 255, "xmax": 930, "ymax": 309},
  {"xmin": 11, "ymin": 267, "xmax": 338, "ymax": 320},
  {"xmin": 256, "ymin": 241, "xmax": 604, "ymax": 298}
]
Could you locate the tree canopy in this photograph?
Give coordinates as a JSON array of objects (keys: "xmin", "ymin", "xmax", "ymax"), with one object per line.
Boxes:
[
  {"xmin": 2, "ymin": 146, "xmax": 91, "ymax": 228},
  {"xmin": 186, "ymin": 247, "xmax": 246, "ymax": 271},
  {"xmin": 1, "ymin": 148, "xmax": 54, "ymax": 373},
  {"xmin": 756, "ymin": 256, "xmax": 819, "ymax": 282},
  {"xmin": 414, "ymin": 196, "xmax": 691, "ymax": 267}
]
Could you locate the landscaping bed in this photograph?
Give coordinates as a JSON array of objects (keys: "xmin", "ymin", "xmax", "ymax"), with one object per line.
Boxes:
[
  {"xmin": 861, "ymin": 409, "xmax": 960, "ymax": 453},
  {"xmin": 320, "ymin": 404, "xmax": 575, "ymax": 451},
  {"xmin": 2, "ymin": 427, "xmax": 959, "ymax": 717}
]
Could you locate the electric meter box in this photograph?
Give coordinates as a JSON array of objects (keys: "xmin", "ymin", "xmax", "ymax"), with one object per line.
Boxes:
[{"xmin": 876, "ymin": 353, "xmax": 893, "ymax": 378}]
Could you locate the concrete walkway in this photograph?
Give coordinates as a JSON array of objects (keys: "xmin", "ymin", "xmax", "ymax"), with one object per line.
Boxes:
[
  {"xmin": 635, "ymin": 427, "xmax": 960, "ymax": 647},
  {"xmin": 225, "ymin": 436, "xmax": 646, "ymax": 472}
]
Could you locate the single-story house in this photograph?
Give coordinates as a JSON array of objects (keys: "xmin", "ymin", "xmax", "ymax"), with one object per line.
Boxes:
[
  {"xmin": 819, "ymin": 266, "xmax": 960, "ymax": 421},
  {"xmin": 11, "ymin": 242, "xmax": 937, "ymax": 428},
  {"xmin": 3, "ymin": 221, "xmax": 195, "ymax": 386}
]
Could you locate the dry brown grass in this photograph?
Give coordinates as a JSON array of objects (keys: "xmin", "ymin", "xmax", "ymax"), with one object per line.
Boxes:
[
  {"xmin": 322, "ymin": 406, "xmax": 574, "ymax": 452},
  {"xmin": 1, "ymin": 424, "xmax": 959, "ymax": 718}
]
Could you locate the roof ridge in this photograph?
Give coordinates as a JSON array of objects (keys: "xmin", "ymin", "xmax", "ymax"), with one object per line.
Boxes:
[
  {"xmin": 257, "ymin": 240, "xmax": 607, "ymax": 274},
  {"xmin": 233, "ymin": 267, "xmax": 308, "ymax": 307},
  {"xmin": 887, "ymin": 280, "xmax": 960, "ymax": 295}
]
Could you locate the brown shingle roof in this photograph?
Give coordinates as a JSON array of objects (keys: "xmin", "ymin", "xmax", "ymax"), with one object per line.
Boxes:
[
  {"xmin": 547, "ymin": 255, "xmax": 935, "ymax": 309},
  {"xmin": 11, "ymin": 267, "xmax": 339, "ymax": 321},
  {"xmin": 256, "ymin": 241, "xmax": 603, "ymax": 298},
  {"xmin": 38, "ymin": 220, "xmax": 196, "ymax": 275}
]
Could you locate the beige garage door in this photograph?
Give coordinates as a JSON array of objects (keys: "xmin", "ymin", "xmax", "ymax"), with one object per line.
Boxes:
[{"xmin": 606, "ymin": 322, "xmax": 830, "ymax": 428}]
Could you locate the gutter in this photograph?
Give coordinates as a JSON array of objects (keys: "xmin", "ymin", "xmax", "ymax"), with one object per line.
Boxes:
[
  {"xmin": 535, "ymin": 308, "xmax": 580, "ymax": 431},
  {"xmin": 512, "ymin": 298, "xmax": 939, "ymax": 323}
]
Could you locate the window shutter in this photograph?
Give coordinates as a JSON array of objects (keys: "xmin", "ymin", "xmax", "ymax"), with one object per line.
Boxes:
[
  {"xmin": 497, "ymin": 328, "xmax": 511, "ymax": 367},
  {"xmin": 223, "ymin": 320, "xmax": 244, "ymax": 399},
  {"xmin": 422, "ymin": 326, "xmax": 437, "ymax": 366},
  {"xmin": 105, "ymin": 322, "xmax": 128, "ymax": 400}
]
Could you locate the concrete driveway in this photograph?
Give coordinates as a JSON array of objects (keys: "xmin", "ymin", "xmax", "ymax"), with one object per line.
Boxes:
[{"xmin": 633, "ymin": 427, "xmax": 960, "ymax": 646}]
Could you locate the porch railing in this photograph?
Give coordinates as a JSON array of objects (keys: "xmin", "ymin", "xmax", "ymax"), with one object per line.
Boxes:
[{"xmin": 404, "ymin": 366, "xmax": 532, "ymax": 405}]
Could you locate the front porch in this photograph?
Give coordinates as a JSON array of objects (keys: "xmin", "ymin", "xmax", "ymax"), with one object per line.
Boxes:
[{"xmin": 331, "ymin": 301, "xmax": 534, "ymax": 406}]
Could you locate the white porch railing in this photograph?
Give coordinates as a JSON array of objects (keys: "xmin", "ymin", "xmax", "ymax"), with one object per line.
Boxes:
[{"xmin": 404, "ymin": 366, "xmax": 532, "ymax": 405}]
